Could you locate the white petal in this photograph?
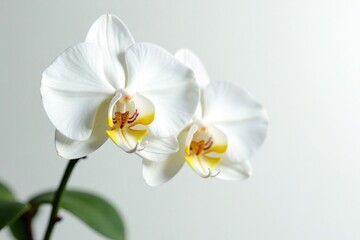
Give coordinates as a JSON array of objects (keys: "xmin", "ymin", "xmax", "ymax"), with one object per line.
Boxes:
[
  {"xmin": 219, "ymin": 117, "xmax": 268, "ymax": 163},
  {"xmin": 193, "ymin": 102, "xmax": 203, "ymax": 120},
  {"xmin": 86, "ymin": 14, "xmax": 135, "ymax": 89},
  {"xmin": 125, "ymin": 43, "xmax": 200, "ymax": 137},
  {"xmin": 142, "ymin": 130, "xmax": 188, "ymax": 186},
  {"xmin": 175, "ymin": 48, "xmax": 210, "ymax": 88},
  {"xmin": 137, "ymin": 134, "xmax": 179, "ymax": 162},
  {"xmin": 41, "ymin": 43, "xmax": 115, "ymax": 141},
  {"xmin": 217, "ymin": 158, "xmax": 252, "ymax": 181},
  {"xmin": 202, "ymin": 81, "xmax": 268, "ymax": 162},
  {"xmin": 55, "ymin": 100, "xmax": 110, "ymax": 159},
  {"xmin": 142, "ymin": 158, "xmax": 184, "ymax": 187}
]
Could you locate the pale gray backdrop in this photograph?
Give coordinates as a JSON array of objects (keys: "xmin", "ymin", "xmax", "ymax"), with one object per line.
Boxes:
[{"xmin": 1, "ymin": 0, "xmax": 360, "ymax": 239}]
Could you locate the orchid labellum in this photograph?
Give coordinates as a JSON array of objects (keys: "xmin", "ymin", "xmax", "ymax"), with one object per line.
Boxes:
[
  {"xmin": 143, "ymin": 49, "xmax": 268, "ymax": 186},
  {"xmin": 41, "ymin": 15, "xmax": 199, "ymax": 159}
]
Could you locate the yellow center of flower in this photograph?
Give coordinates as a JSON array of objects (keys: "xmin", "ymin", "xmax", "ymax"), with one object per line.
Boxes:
[
  {"xmin": 184, "ymin": 126, "xmax": 228, "ymax": 178},
  {"xmin": 106, "ymin": 91, "xmax": 155, "ymax": 152}
]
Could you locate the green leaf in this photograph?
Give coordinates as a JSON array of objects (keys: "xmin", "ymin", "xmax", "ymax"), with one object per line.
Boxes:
[
  {"xmin": 30, "ymin": 190, "xmax": 125, "ymax": 240},
  {"xmin": 10, "ymin": 216, "xmax": 28, "ymax": 240},
  {"xmin": 0, "ymin": 181, "xmax": 30, "ymax": 239},
  {"xmin": 0, "ymin": 181, "xmax": 15, "ymax": 201},
  {"xmin": 0, "ymin": 201, "xmax": 29, "ymax": 230}
]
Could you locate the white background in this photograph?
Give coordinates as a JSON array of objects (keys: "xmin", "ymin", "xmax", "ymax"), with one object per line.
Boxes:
[{"xmin": 1, "ymin": 0, "xmax": 360, "ymax": 239}]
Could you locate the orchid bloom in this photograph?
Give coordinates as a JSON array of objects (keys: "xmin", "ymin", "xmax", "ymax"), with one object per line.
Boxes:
[
  {"xmin": 41, "ymin": 15, "xmax": 199, "ymax": 160},
  {"xmin": 143, "ymin": 49, "xmax": 268, "ymax": 186}
]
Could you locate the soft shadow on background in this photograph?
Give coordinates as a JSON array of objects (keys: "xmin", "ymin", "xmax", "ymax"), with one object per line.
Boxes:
[{"xmin": 1, "ymin": 0, "xmax": 360, "ymax": 239}]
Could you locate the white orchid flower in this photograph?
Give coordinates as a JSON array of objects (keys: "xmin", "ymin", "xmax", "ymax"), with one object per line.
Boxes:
[
  {"xmin": 41, "ymin": 15, "xmax": 199, "ymax": 160},
  {"xmin": 143, "ymin": 49, "xmax": 268, "ymax": 186}
]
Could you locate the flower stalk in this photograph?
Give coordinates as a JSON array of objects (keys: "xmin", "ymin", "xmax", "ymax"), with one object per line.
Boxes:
[
  {"xmin": 24, "ymin": 210, "xmax": 34, "ymax": 240},
  {"xmin": 43, "ymin": 158, "xmax": 83, "ymax": 240}
]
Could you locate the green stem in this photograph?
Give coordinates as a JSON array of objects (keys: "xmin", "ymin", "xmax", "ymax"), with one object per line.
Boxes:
[
  {"xmin": 23, "ymin": 210, "xmax": 34, "ymax": 240},
  {"xmin": 43, "ymin": 158, "xmax": 81, "ymax": 240}
]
